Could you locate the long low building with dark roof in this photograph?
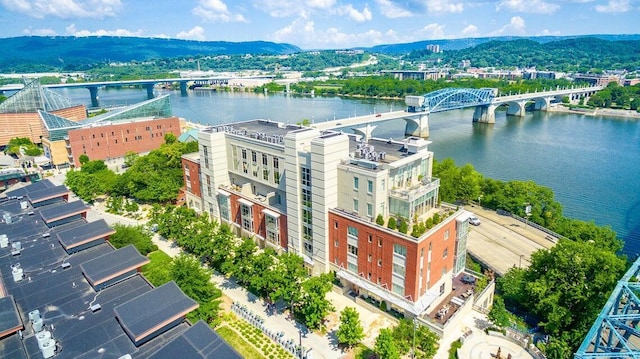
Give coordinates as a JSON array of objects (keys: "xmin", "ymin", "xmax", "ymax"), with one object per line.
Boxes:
[{"xmin": 0, "ymin": 180, "xmax": 241, "ymax": 359}]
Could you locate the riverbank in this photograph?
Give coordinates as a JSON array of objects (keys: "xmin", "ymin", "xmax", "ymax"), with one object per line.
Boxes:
[{"xmin": 548, "ymin": 104, "xmax": 640, "ymax": 119}]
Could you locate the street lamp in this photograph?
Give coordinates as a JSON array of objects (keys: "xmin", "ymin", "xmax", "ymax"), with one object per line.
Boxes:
[
  {"xmin": 519, "ymin": 254, "xmax": 524, "ymax": 268},
  {"xmin": 412, "ymin": 317, "xmax": 417, "ymax": 359}
]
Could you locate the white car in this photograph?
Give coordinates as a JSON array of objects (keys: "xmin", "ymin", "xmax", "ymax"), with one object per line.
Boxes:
[{"xmin": 469, "ymin": 216, "xmax": 481, "ymax": 226}]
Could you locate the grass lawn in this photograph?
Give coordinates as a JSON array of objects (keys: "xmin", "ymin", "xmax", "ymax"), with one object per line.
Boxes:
[
  {"xmin": 354, "ymin": 343, "xmax": 375, "ymax": 359},
  {"xmin": 217, "ymin": 325, "xmax": 265, "ymax": 359}
]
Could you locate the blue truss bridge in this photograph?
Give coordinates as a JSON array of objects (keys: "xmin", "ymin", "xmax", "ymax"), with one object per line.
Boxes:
[{"xmin": 313, "ymin": 85, "xmax": 603, "ymax": 138}]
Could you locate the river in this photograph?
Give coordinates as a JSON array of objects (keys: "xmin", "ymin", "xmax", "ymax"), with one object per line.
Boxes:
[{"xmin": 54, "ymin": 87, "xmax": 640, "ymax": 256}]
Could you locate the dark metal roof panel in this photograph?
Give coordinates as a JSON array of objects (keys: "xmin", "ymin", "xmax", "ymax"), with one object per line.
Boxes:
[
  {"xmin": 4, "ymin": 179, "xmax": 55, "ymax": 197},
  {"xmin": 114, "ymin": 281, "xmax": 198, "ymax": 342},
  {"xmin": 38, "ymin": 200, "xmax": 88, "ymax": 223},
  {"xmin": 56, "ymin": 219, "xmax": 114, "ymax": 250},
  {"xmin": 0, "ymin": 296, "xmax": 22, "ymax": 337},
  {"xmin": 146, "ymin": 320, "xmax": 243, "ymax": 359},
  {"xmin": 26, "ymin": 185, "xmax": 70, "ymax": 204},
  {"xmin": 80, "ymin": 244, "xmax": 149, "ymax": 286}
]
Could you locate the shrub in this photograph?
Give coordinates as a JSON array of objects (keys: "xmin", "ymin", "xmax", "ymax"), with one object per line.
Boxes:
[
  {"xmin": 448, "ymin": 339, "xmax": 462, "ymax": 359},
  {"xmin": 387, "ymin": 217, "xmax": 397, "ymax": 230},
  {"xmin": 380, "ymin": 301, "xmax": 387, "ymax": 311},
  {"xmin": 376, "ymin": 214, "xmax": 385, "ymax": 226}
]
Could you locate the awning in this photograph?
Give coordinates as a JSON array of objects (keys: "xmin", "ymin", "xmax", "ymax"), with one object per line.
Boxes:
[
  {"xmin": 336, "ymin": 270, "xmax": 440, "ymax": 316},
  {"xmin": 237, "ymin": 198, "xmax": 253, "ymax": 207},
  {"xmin": 217, "ymin": 189, "xmax": 231, "ymax": 197},
  {"xmin": 262, "ymin": 208, "xmax": 281, "ymax": 218}
]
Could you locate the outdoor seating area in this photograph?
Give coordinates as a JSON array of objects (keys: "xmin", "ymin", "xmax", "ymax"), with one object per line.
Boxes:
[{"xmin": 428, "ymin": 273, "xmax": 478, "ymax": 324}]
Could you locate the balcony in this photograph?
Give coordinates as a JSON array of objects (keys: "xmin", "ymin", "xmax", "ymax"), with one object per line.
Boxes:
[{"xmin": 388, "ymin": 177, "xmax": 440, "ymax": 201}]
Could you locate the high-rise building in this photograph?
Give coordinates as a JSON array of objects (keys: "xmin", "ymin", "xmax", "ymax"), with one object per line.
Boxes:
[{"xmin": 188, "ymin": 119, "xmax": 477, "ymax": 319}]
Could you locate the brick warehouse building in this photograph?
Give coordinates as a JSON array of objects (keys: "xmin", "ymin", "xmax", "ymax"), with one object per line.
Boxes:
[
  {"xmin": 184, "ymin": 119, "xmax": 490, "ymax": 325},
  {"xmin": 66, "ymin": 116, "xmax": 181, "ymax": 166}
]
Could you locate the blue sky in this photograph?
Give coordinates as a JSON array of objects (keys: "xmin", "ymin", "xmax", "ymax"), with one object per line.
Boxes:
[{"xmin": 0, "ymin": 0, "xmax": 636, "ymax": 49}]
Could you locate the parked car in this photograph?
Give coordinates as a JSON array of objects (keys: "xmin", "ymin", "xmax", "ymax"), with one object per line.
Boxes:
[{"xmin": 469, "ymin": 216, "xmax": 481, "ymax": 226}]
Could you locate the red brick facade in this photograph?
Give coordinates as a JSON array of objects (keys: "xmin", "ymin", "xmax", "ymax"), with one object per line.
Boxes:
[
  {"xmin": 181, "ymin": 157, "xmax": 202, "ymax": 198},
  {"xmin": 226, "ymin": 193, "xmax": 288, "ymax": 249},
  {"xmin": 67, "ymin": 117, "xmax": 181, "ymax": 166},
  {"xmin": 329, "ymin": 211, "xmax": 457, "ymax": 301}
]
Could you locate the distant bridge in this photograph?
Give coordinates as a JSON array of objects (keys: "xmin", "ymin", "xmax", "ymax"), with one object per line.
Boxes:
[
  {"xmin": 314, "ymin": 86, "xmax": 603, "ymax": 138},
  {"xmin": 0, "ymin": 75, "xmax": 275, "ymax": 107}
]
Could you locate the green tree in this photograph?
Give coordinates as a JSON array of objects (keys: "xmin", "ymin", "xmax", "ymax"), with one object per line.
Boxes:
[
  {"xmin": 109, "ymin": 224, "xmax": 157, "ymax": 255},
  {"xmin": 374, "ymin": 328, "xmax": 400, "ymax": 359},
  {"xmin": 164, "ymin": 132, "xmax": 177, "ymax": 144},
  {"xmin": 79, "ymin": 154, "xmax": 90, "ymax": 165},
  {"xmin": 336, "ymin": 307, "xmax": 365, "ymax": 348},
  {"xmin": 123, "ymin": 151, "xmax": 139, "ymax": 167},
  {"xmin": 5, "ymin": 137, "xmax": 42, "ymax": 156},
  {"xmin": 171, "ymin": 255, "xmax": 222, "ymax": 325},
  {"xmin": 488, "ymin": 296, "xmax": 511, "ymax": 328},
  {"xmin": 297, "ymin": 273, "xmax": 335, "ymax": 330}
]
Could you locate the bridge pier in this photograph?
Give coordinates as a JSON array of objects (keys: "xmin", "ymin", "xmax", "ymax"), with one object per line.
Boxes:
[
  {"xmin": 404, "ymin": 114, "xmax": 429, "ymax": 138},
  {"xmin": 506, "ymin": 100, "xmax": 527, "ymax": 117},
  {"xmin": 473, "ymin": 104, "xmax": 496, "ymax": 123},
  {"xmin": 87, "ymin": 86, "xmax": 100, "ymax": 108},
  {"xmin": 145, "ymin": 83, "xmax": 155, "ymax": 99},
  {"xmin": 353, "ymin": 124, "xmax": 377, "ymax": 142},
  {"xmin": 534, "ymin": 97, "xmax": 552, "ymax": 111},
  {"xmin": 179, "ymin": 81, "xmax": 188, "ymax": 96}
]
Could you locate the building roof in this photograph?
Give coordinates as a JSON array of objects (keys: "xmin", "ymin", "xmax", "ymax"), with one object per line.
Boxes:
[
  {"xmin": 0, "ymin": 180, "xmax": 235, "ymax": 358},
  {"xmin": 26, "ymin": 184, "xmax": 69, "ymax": 205},
  {"xmin": 0, "ymin": 296, "xmax": 22, "ymax": 338},
  {"xmin": 81, "ymin": 95, "xmax": 173, "ymax": 125},
  {"xmin": 202, "ymin": 119, "xmax": 305, "ymax": 145},
  {"xmin": 178, "ymin": 129, "xmax": 199, "ymax": 143},
  {"xmin": 0, "ymin": 79, "xmax": 80, "ymax": 114},
  {"xmin": 37, "ymin": 200, "xmax": 88, "ymax": 224},
  {"xmin": 5, "ymin": 178, "xmax": 56, "ymax": 198},
  {"xmin": 114, "ymin": 281, "xmax": 199, "ymax": 344},
  {"xmin": 55, "ymin": 218, "xmax": 115, "ymax": 252},
  {"xmin": 146, "ymin": 320, "xmax": 243, "ymax": 359},
  {"xmin": 80, "ymin": 244, "xmax": 149, "ymax": 288},
  {"xmin": 38, "ymin": 110, "xmax": 82, "ymax": 131}
]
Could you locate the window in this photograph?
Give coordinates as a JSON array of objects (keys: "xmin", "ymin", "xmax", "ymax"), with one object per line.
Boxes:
[
  {"xmin": 393, "ymin": 283, "xmax": 404, "ymax": 295},
  {"xmin": 334, "ymin": 240, "xmax": 339, "ymax": 247},
  {"xmin": 381, "ymin": 179, "xmax": 385, "ymax": 190},
  {"xmin": 368, "ymin": 235, "xmax": 372, "ymax": 243},
  {"xmin": 302, "ymin": 188, "xmax": 312, "ymax": 207},
  {"xmin": 274, "ymin": 171, "xmax": 280, "ymax": 184},
  {"xmin": 262, "ymin": 154, "xmax": 268, "ymax": 165},
  {"xmin": 273, "ymin": 157, "xmax": 279, "ymax": 169},
  {"xmin": 378, "ymin": 238, "xmax": 383, "ymax": 247},
  {"xmin": 218, "ymin": 195, "xmax": 230, "ymax": 221},
  {"xmin": 263, "ymin": 169, "xmax": 269, "ymax": 181},
  {"xmin": 367, "ymin": 180, "xmax": 373, "ymax": 193},
  {"xmin": 377, "ymin": 259, "xmax": 382, "ymax": 267},
  {"xmin": 334, "ymin": 221, "xmax": 338, "ymax": 229},
  {"xmin": 444, "ymin": 229, "xmax": 450, "ymax": 240},
  {"xmin": 367, "ymin": 203, "xmax": 373, "ymax": 217},
  {"xmin": 348, "ymin": 262, "xmax": 358, "ymax": 273},
  {"xmin": 251, "ymin": 151, "xmax": 257, "ymax": 163},
  {"xmin": 301, "ymin": 166, "xmax": 311, "ymax": 186},
  {"xmin": 347, "ymin": 226, "xmax": 358, "ymax": 237},
  {"xmin": 241, "ymin": 149, "xmax": 247, "ymax": 160},
  {"xmin": 368, "ymin": 254, "xmax": 372, "ymax": 262},
  {"xmin": 241, "ymin": 203, "xmax": 253, "ymax": 231},
  {"xmin": 202, "ymin": 146, "xmax": 209, "ymax": 169},
  {"xmin": 265, "ymin": 214, "xmax": 279, "ymax": 245},
  {"xmin": 443, "ymin": 248, "xmax": 448, "ymax": 258},
  {"xmin": 393, "ymin": 244, "xmax": 407, "ymax": 257},
  {"xmin": 304, "ymin": 241, "xmax": 313, "ymax": 256},
  {"xmin": 353, "ymin": 177, "xmax": 359, "ymax": 190},
  {"xmin": 353, "ymin": 199, "xmax": 359, "ymax": 212},
  {"xmin": 348, "ymin": 244, "xmax": 358, "ymax": 256},
  {"xmin": 393, "ymin": 263, "xmax": 406, "ymax": 276}
]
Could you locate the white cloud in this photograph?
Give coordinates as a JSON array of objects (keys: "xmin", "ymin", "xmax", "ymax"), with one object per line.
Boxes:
[
  {"xmin": 271, "ymin": 17, "xmax": 394, "ymax": 48},
  {"xmin": 0, "ymin": 0, "xmax": 121, "ymax": 19},
  {"xmin": 461, "ymin": 24, "xmax": 479, "ymax": 37},
  {"xmin": 425, "ymin": 0, "xmax": 464, "ymax": 14},
  {"xmin": 538, "ymin": 29, "xmax": 560, "ymax": 35},
  {"xmin": 337, "ymin": 4, "xmax": 372, "ymax": 22},
  {"xmin": 306, "ymin": 0, "xmax": 336, "ymax": 9},
  {"xmin": 23, "ymin": 27, "xmax": 57, "ymax": 36},
  {"xmin": 419, "ymin": 23, "xmax": 446, "ymax": 39},
  {"xmin": 176, "ymin": 26, "xmax": 206, "ymax": 41},
  {"xmin": 375, "ymin": 0, "xmax": 412, "ymax": 18},
  {"xmin": 595, "ymin": 0, "xmax": 630, "ymax": 12},
  {"xmin": 497, "ymin": 0, "xmax": 559, "ymax": 13},
  {"xmin": 492, "ymin": 16, "xmax": 527, "ymax": 35},
  {"xmin": 65, "ymin": 23, "xmax": 144, "ymax": 37},
  {"xmin": 259, "ymin": 0, "xmax": 309, "ymax": 17},
  {"xmin": 193, "ymin": 0, "xmax": 247, "ymax": 23}
]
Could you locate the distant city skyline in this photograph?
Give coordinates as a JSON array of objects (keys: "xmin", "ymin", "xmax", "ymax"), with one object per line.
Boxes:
[{"xmin": 0, "ymin": 0, "xmax": 636, "ymax": 49}]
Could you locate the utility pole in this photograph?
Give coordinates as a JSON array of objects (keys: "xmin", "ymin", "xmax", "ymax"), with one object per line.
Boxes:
[{"xmin": 412, "ymin": 317, "xmax": 417, "ymax": 359}]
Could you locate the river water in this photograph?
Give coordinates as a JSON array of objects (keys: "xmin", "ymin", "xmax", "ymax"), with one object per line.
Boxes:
[{"xmin": 55, "ymin": 87, "xmax": 640, "ymax": 256}]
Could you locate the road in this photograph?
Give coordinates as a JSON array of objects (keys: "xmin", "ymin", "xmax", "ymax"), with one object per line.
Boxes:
[{"xmin": 465, "ymin": 205, "xmax": 556, "ymax": 276}]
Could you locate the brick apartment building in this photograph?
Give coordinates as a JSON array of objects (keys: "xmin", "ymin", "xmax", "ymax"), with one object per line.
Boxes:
[{"xmin": 183, "ymin": 119, "xmax": 482, "ymax": 322}]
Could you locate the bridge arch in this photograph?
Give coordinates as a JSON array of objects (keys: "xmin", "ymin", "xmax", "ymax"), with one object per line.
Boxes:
[{"xmin": 412, "ymin": 88, "xmax": 498, "ymax": 113}]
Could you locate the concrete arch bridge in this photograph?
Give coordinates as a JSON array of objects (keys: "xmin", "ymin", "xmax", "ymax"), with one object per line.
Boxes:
[{"xmin": 314, "ymin": 85, "xmax": 603, "ymax": 138}]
